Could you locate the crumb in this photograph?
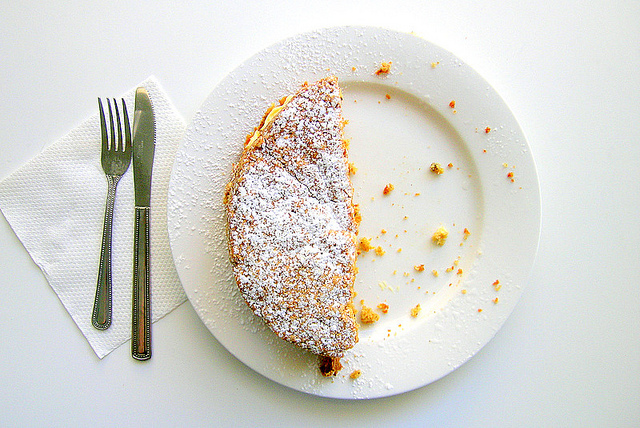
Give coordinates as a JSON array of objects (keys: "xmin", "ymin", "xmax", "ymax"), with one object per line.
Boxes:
[
  {"xmin": 383, "ymin": 183, "xmax": 394, "ymax": 195},
  {"xmin": 348, "ymin": 162, "xmax": 357, "ymax": 175},
  {"xmin": 354, "ymin": 204, "xmax": 362, "ymax": 224},
  {"xmin": 414, "ymin": 192, "xmax": 421, "ymax": 196},
  {"xmin": 381, "ymin": 229, "xmax": 387, "ymax": 234},
  {"xmin": 432, "ymin": 270, "xmax": 439, "ymax": 277},
  {"xmin": 319, "ymin": 356, "xmax": 342, "ymax": 377},
  {"xmin": 343, "ymin": 138, "xmax": 351, "ymax": 150},
  {"xmin": 493, "ymin": 280, "xmax": 502, "ymax": 291},
  {"xmin": 375, "ymin": 61, "xmax": 392, "ymax": 75},
  {"xmin": 397, "ymin": 248, "xmax": 402, "ymax": 253},
  {"xmin": 478, "ymin": 308, "xmax": 483, "ymax": 313},
  {"xmin": 507, "ymin": 171, "xmax": 515, "ymax": 182},
  {"xmin": 457, "ymin": 268, "xmax": 463, "ymax": 276},
  {"xmin": 414, "ymin": 264, "xmax": 425, "ymax": 272},
  {"xmin": 430, "ymin": 162, "xmax": 444, "ymax": 175},
  {"xmin": 449, "ymin": 100, "xmax": 456, "ymax": 108},
  {"xmin": 493, "ymin": 297, "xmax": 499, "ymax": 304},
  {"xmin": 385, "ymin": 94, "xmax": 391, "ymax": 100},
  {"xmin": 359, "ymin": 237, "xmax": 373, "ymax": 252},
  {"xmin": 350, "ymin": 369, "xmax": 361, "ymax": 379},
  {"xmin": 378, "ymin": 281, "xmax": 394, "ymax": 292},
  {"xmin": 447, "ymin": 163, "xmax": 453, "ymax": 168},
  {"xmin": 351, "ymin": 66, "xmax": 357, "ymax": 72},
  {"xmin": 360, "ymin": 305, "xmax": 380, "ymax": 324},
  {"xmin": 377, "ymin": 303, "xmax": 389, "ymax": 314},
  {"xmin": 446, "ymin": 266, "xmax": 454, "ymax": 273},
  {"xmin": 431, "ymin": 61, "xmax": 440, "ymax": 68},
  {"xmin": 463, "ymin": 228, "xmax": 471, "ymax": 240},
  {"xmin": 432, "ymin": 226, "xmax": 449, "ymax": 245},
  {"xmin": 403, "ymin": 272, "xmax": 410, "ymax": 277},
  {"xmin": 411, "ymin": 304, "xmax": 421, "ymax": 317},
  {"xmin": 375, "ymin": 246, "xmax": 386, "ymax": 256},
  {"xmin": 485, "ymin": 127, "xmax": 491, "ymax": 133},
  {"xmin": 502, "ymin": 162, "xmax": 509, "ymax": 168},
  {"xmin": 461, "ymin": 289, "xmax": 467, "ymax": 294}
]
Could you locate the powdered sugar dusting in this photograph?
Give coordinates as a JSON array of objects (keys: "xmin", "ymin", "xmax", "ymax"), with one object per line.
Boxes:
[{"xmin": 225, "ymin": 77, "xmax": 358, "ymax": 357}]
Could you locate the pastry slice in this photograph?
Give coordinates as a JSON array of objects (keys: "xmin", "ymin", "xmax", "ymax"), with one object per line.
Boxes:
[{"xmin": 224, "ymin": 77, "xmax": 358, "ymax": 373}]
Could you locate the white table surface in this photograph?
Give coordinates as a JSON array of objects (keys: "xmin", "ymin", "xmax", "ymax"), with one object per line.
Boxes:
[{"xmin": 1, "ymin": 1, "xmax": 638, "ymax": 426}]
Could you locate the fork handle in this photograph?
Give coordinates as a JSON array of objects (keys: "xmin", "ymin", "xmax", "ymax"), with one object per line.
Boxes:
[
  {"xmin": 132, "ymin": 206, "xmax": 152, "ymax": 360},
  {"xmin": 92, "ymin": 175, "xmax": 119, "ymax": 330}
]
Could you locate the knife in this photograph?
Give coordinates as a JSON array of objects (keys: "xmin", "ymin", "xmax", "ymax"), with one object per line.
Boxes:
[{"xmin": 131, "ymin": 87, "xmax": 155, "ymax": 361}]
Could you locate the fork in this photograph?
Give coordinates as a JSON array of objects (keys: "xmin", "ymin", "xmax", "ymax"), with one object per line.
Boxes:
[{"xmin": 92, "ymin": 98, "xmax": 132, "ymax": 330}]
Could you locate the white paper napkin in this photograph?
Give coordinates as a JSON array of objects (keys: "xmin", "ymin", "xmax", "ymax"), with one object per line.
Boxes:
[{"xmin": 0, "ymin": 76, "xmax": 187, "ymax": 358}]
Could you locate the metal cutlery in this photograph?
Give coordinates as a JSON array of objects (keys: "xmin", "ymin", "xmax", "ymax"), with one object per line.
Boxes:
[
  {"xmin": 92, "ymin": 98, "xmax": 132, "ymax": 330},
  {"xmin": 131, "ymin": 87, "xmax": 156, "ymax": 360}
]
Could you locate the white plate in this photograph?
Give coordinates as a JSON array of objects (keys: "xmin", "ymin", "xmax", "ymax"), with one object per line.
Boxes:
[{"xmin": 167, "ymin": 26, "xmax": 541, "ymax": 399}]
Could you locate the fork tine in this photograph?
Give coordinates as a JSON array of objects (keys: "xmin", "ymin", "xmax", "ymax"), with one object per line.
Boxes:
[
  {"xmin": 98, "ymin": 98, "xmax": 108, "ymax": 153},
  {"xmin": 107, "ymin": 99, "xmax": 115, "ymax": 150},
  {"xmin": 121, "ymin": 99, "xmax": 132, "ymax": 153},
  {"xmin": 114, "ymin": 99, "xmax": 123, "ymax": 151}
]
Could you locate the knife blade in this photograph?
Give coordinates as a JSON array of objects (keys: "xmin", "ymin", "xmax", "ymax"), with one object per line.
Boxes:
[{"xmin": 131, "ymin": 87, "xmax": 155, "ymax": 361}]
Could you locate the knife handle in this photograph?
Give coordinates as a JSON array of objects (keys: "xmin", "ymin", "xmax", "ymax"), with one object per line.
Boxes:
[{"xmin": 132, "ymin": 206, "xmax": 152, "ymax": 360}]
